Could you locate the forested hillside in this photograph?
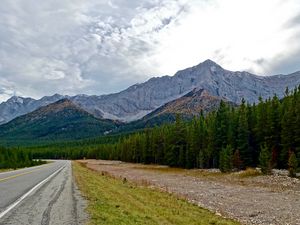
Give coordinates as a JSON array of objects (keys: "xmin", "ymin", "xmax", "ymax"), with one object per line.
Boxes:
[
  {"xmin": 0, "ymin": 147, "xmax": 45, "ymax": 169},
  {"xmin": 0, "ymin": 99, "xmax": 118, "ymax": 141},
  {"xmin": 28, "ymin": 86, "xmax": 300, "ymax": 174}
]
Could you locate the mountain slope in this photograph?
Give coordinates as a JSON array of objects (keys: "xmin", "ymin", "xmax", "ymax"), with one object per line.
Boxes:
[
  {"xmin": 0, "ymin": 94, "xmax": 65, "ymax": 125},
  {"xmin": 1, "ymin": 59, "xmax": 300, "ymax": 124},
  {"xmin": 0, "ymin": 99, "xmax": 118, "ymax": 140},
  {"xmin": 148, "ymin": 88, "xmax": 232, "ymax": 117},
  {"xmin": 77, "ymin": 59, "xmax": 300, "ymax": 122},
  {"xmin": 116, "ymin": 88, "xmax": 234, "ymax": 132}
]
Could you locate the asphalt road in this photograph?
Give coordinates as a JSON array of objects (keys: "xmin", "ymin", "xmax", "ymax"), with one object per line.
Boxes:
[{"xmin": 0, "ymin": 160, "xmax": 87, "ymax": 225}]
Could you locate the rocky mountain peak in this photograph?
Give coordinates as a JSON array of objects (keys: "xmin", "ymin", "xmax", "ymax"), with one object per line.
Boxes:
[
  {"xmin": 201, "ymin": 59, "xmax": 219, "ymax": 66},
  {"xmin": 7, "ymin": 96, "xmax": 25, "ymax": 104},
  {"xmin": 196, "ymin": 59, "xmax": 223, "ymax": 71}
]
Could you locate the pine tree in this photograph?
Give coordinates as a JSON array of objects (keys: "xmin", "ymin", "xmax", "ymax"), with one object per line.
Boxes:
[
  {"xmin": 165, "ymin": 115, "xmax": 186, "ymax": 167},
  {"xmin": 293, "ymin": 87, "xmax": 300, "ymax": 161},
  {"xmin": 259, "ymin": 144, "xmax": 272, "ymax": 175},
  {"xmin": 205, "ymin": 113, "xmax": 217, "ymax": 168},
  {"xmin": 186, "ymin": 120, "xmax": 198, "ymax": 169},
  {"xmin": 233, "ymin": 150, "xmax": 242, "ymax": 170},
  {"xmin": 219, "ymin": 145, "xmax": 233, "ymax": 173},
  {"xmin": 215, "ymin": 101, "xmax": 229, "ymax": 151},
  {"xmin": 198, "ymin": 114, "xmax": 208, "ymax": 168},
  {"xmin": 236, "ymin": 99, "xmax": 251, "ymax": 168},
  {"xmin": 280, "ymin": 98, "xmax": 295, "ymax": 167},
  {"xmin": 255, "ymin": 97, "xmax": 267, "ymax": 148},
  {"xmin": 288, "ymin": 152, "xmax": 298, "ymax": 177}
]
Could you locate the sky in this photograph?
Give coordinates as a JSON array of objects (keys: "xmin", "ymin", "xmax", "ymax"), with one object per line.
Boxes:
[{"xmin": 0, "ymin": 0, "xmax": 300, "ymax": 102}]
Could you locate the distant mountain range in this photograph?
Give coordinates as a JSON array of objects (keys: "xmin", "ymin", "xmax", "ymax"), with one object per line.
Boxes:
[
  {"xmin": 0, "ymin": 59, "xmax": 299, "ymax": 140},
  {"xmin": 1, "ymin": 59, "xmax": 300, "ymax": 126}
]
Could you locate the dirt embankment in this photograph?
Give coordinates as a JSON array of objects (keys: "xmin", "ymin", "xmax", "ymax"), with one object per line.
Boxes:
[{"xmin": 78, "ymin": 160, "xmax": 300, "ymax": 225}]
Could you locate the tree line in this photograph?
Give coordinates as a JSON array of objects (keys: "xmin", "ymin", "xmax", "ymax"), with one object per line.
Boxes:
[{"xmin": 0, "ymin": 146, "xmax": 45, "ymax": 169}]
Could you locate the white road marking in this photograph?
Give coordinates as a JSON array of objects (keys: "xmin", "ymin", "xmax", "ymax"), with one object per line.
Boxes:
[{"xmin": 0, "ymin": 163, "xmax": 66, "ymax": 219}]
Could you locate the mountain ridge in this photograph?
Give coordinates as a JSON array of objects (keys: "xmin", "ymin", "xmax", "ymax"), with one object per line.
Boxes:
[{"xmin": 1, "ymin": 59, "xmax": 300, "ymax": 124}]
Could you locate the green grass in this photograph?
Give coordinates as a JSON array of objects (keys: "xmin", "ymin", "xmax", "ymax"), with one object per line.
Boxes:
[{"xmin": 73, "ymin": 162, "xmax": 240, "ymax": 225}]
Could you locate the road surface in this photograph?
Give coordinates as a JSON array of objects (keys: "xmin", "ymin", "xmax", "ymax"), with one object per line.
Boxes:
[{"xmin": 0, "ymin": 160, "xmax": 87, "ymax": 225}]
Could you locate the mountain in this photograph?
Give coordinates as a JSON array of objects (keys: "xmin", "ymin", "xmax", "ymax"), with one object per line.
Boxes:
[
  {"xmin": 115, "ymin": 88, "xmax": 235, "ymax": 132},
  {"xmin": 0, "ymin": 99, "xmax": 118, "ymax": 141},
  {"xmin": 1, "ymin": 59, "xmax": 300, "ymax": 124},
  {"xmin": 147, "ymin": 88, "xmax": 232, "ymax": 118},
  {"xmin": 0, "ymin": 94, "xmax": 65, "ymax": 125},
  {"xmin": 78, "ymin": 59, "xmax": 299, "ymax": 122}
]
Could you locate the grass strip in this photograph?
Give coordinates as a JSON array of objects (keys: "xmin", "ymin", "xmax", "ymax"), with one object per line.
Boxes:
[{"xmin": 73, "ymin": 162, "xmax": 240, "ymax": 225}]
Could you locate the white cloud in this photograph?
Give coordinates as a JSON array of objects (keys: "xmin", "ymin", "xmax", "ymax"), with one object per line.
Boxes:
[
  {"xmin": 0, "ymin": 0, "xmax": 299, "ymax": 102},
  {"xmin": 150, "ymin": 0, "xmax": 300, "ymax": 75},
  {"xmin": 0, "ymin": 78, "xmax": 17, "ymax": 102}
]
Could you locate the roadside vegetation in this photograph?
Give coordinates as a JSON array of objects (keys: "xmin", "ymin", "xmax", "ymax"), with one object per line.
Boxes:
[
  {"xmin": 0, "ymin": 146, "xmax": 46, "ymax": 170},
  {"xmin": 73, "ymin": 161, "xmax": 240, "ymax": 225}
]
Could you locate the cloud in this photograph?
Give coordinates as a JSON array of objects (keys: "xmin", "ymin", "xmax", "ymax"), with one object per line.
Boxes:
[
  {"xmin": 285, "ymin": 14, "xmax": 300, "ymax": 28},
  {"xmin": 149, "ymin": 0, "xmax": 300, "ymax": 76},
  {"xmin": 0, "ymin": 78, "xmax": 16, "ymax": 102},
  {"xmin": 0, "ymin": 0, "xmax": 300, "ymax": 101}
]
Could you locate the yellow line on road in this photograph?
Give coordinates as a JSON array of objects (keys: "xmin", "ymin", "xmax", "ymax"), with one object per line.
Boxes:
[{"xmin": 0, "ymin": 164, "xmax": 51, "ymax": 183}]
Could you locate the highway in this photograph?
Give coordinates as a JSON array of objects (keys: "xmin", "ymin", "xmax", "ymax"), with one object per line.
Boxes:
[{"xmin": 0, "ymin": 160, "xmax": 87, "ymax": 225}]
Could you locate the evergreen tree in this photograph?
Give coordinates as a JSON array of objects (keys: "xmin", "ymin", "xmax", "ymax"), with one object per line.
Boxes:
[
  {"xmin": 186, "ymin": 120, "xmax": 198, "ymax": 169},
  {"xmin": 236, "ymin": 99, "xmax": 251, "ymax": 168},
  {"xmin": 259, "ymin": 144, "xmax": 272, "ymax": 175},
  {"xmin": 255, "ymin": 97, "xmax": 267, "ymax": 148},
  {"xmin": 288, "ymin": 152, "xmax": 298, "ymax": 177},
  {"xmin": 280, "ymin": 98, "xmax": 295, "ymax": 167},
  {"xmin": 262, "ymin": 96, "xmax": 281, "ymax": 168},
  {"xmin": 219, "ymin": 145, "xmax": 233, "ymax": 173},
  {"xmin": 232, "ymin": 150, "xmax": 242, "ymax": 170}
]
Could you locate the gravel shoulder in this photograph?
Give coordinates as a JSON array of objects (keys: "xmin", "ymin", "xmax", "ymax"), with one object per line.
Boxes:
[{"xmin": 79, "ymin": 160, "xmax": 300, "ymax": 225}]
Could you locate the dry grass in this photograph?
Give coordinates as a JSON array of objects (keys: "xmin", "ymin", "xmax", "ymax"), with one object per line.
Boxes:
[
  {"xmin": 0, "ymin": 168, "xmax": 13, "ymax": 173},
  {"xmin": 73, "ymin": 161, "xmax": 240, "ymax": 225},
  {"xmin": 186, "ymin": 170, "xmax": 224, "ymax": 178},
  {"xmin": 237, "ymin": 168, "xmax": 261, "ymax": 178},
  {"xmin": 134, "ymin": 166, "xmax": 187, "ymax": 174},
  {"xmin": 136, "ymin": 165, "xmax": 261, "ymax": 181},
  {"xmin": 133, "ymin": 165, "xmax": 225, "ymax": 178}
]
